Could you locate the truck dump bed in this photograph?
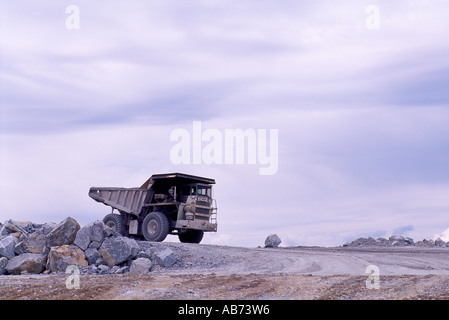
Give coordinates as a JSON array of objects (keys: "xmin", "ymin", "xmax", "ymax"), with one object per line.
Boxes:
[
  {"xmin": 88, "ymin": 172, "xmax": 215, "ymax": 215},
  {"xmin": 88, "ymin": 187, "xmax": 150, "ymax": 215}
]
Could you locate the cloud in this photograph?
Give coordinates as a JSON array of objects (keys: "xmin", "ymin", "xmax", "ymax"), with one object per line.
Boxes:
[
  {"xmin": 434, "ymin": 228, "xmax": 449, "ymax": 242},
  {"xmin": 392, "ymin": 225, "xmax": 414, "ymax": 236}
]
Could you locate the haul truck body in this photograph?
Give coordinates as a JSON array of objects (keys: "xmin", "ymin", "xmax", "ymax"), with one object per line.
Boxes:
[{"xmin": 89, "ymin": 173, "xmax": 217, "ymax": 243}]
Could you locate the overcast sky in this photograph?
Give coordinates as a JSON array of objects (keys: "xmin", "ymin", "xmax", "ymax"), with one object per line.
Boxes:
[{"xmin": 1, "ymin": 0, "xmax": 449, "ymax": 247}]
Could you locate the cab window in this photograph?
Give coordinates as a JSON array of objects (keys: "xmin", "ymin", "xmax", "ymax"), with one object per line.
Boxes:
[{"xmin": 197, "ymin": 186, "xmax": 211, "ymax": 197}]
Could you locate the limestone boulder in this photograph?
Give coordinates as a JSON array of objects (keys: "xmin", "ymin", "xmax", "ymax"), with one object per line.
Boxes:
[
  {"xmin": 154, "ymin": 248, "xmax": 177, "ymax": 267},
  {"xmin": 14, "ymin": 232, "xmax": 48, "ymax": 255},
  {"xmin": 46, "ymin": 244, "xmax": 88, "ymax": 272},
  {"xmin": 46, "ymin": 217, "xmax": 80, "ymax": 247},
  {"xmin": 99, "ymin": 236, "xmax": 139, "ymax": 267},
  {"xmin": 74, "ymin": 220, "xmax": 108, "ymax": 251},
  {"xmin": 264, "ymin": 234, "xmax": 282, "ymax": 248},
  {"xmin": 129, "ymin": 257, "xmax": 152, "ymax": 273},
  {"xmin": 6, "ymin": 253, "xmax": 46, "ymax": 275},
  {"xmin": 0, "ymin": 234, "xmax": 19, "ymax": 259}
]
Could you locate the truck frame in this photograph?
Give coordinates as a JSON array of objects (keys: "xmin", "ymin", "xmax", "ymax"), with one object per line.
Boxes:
[{"xmin": 88, "ymin": 173, "xmax": 218, "ymax": 243}]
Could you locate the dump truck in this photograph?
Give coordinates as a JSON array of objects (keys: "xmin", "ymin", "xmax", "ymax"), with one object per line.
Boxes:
[{"xmin": 88, "ymin": 173, "xmax": 218, "ymax": 244}]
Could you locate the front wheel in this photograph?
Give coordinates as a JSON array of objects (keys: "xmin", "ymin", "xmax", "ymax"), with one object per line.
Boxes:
[
  {"xmin": 142, "ymin": 212, "xmax": 169, "ymax": 242},
  {"xmin": 178, "ymin": 230, "xmax": 204, "ymax": 244}
]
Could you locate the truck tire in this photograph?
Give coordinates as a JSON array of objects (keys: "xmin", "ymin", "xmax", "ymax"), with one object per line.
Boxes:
[
  {"xmin": 178, "ymin": 230, "xmax": 204, "ymax": 244},
  {"xmin": 142, "ymin": 212, "xmax": 169, "ymax": 242},
  {"xmin": 103, "ymin": 213, "xmax": 126, "ymax": 236}
]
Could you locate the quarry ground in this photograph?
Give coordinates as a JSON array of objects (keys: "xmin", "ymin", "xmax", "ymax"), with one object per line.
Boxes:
[{"xmin": 2, "ymin": 243, "xmax": 449, "ymax": 300}]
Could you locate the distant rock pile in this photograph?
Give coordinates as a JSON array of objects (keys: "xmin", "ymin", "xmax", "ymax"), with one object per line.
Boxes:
[
  {"xmin": 0, "ymin": 217, "xmax": 178, "ymax": 275},
  {"xmin": 343, "ymin": 235, "xmax": 449, "ymax": 248}
]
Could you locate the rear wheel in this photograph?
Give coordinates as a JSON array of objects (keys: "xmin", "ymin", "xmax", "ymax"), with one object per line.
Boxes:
[
  {"xmin": 103, "ymin": 213, "xmax": 126, "ymax": 235},
  {"xmin": 142, "ymin": 212, "xmax": 169, "ymax": 242},
  {"xmin": 178, "ymin": 230, "xmax": 204, "ymax": 244}
]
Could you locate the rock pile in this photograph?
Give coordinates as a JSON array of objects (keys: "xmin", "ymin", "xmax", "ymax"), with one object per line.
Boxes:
[
  {"xmin": 343, "ymin": 235, "xmax": 449, "ymax": 248},
  {"xmin": 0, "ymin": 217, "xmax": 178, "ymax": 275}
]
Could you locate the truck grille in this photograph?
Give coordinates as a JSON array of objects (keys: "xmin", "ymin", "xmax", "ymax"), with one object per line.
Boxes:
[
  {"xmin": 195, "ymin": 206, "xmax": 211, "ymax": 220},
  {"xmin": 196, "ymin": 200, "xmax": 210, "ymax": 207},
  {"xmin": 196, "ymin": 207, "xmax": 210, "ymax": 214}
]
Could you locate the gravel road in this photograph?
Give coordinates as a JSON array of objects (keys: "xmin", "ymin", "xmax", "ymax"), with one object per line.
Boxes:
[
  {"xmin": 143, "ymin": 242, "xmax": 449, "ymax": 276},
  {"xmin": 2, "ymin": 242, "xmax": 449, "ymax": 300}
]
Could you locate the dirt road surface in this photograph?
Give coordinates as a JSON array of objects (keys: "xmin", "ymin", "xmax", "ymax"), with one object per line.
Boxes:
[{"xmin": 1, "ymin": 243, "xmax": 449, "ymax": 300}]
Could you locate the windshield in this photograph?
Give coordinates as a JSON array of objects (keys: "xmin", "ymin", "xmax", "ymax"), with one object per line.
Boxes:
[
  {"xmin": 181, "ymin": 184, "xmax": 212, "ymax": 200},
  {"xmin": 182, "ymin": 184, "xmax": 211, "ymax": 197},
  {"xmin": 197, "ymin": 186, "xmax": 211, "ymax": 197}
]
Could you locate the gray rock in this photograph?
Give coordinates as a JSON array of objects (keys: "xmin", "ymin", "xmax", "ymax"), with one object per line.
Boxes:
[
  {"xmin": 0, "ymin": 222, "xmax": 9, "ymax": 238},
  {"xmin": 46, "ymin": 245, "xmax": 88, "ymax": 273},
  {"xmin": 414, "ymin": 239, "xmax": 432, "ymax": 247},
  {"xmin": 74, "ymin": 227, "xmax": 91, "ymax": 251},
  {"xmin": 88, "ymin": 241, "xmax": 101, "ymax": 249},
  {"xmin": 15, "ymin": 220, "xmax": 34, "ymax": 234},
  {"xmin": 264, "ymin": 234, "xmax": 282, "ymax": 248},
  {"xmin": 344, "ymin": 235, "xmax": 415, "ymax": 247},
  {"xmin": 0, "ymin": 256, "xmax": 8, "ymax": 268},
  {"xmin": 95, "ymin": 257, "xmax": 108, "ymax": 266},
  {"xmin": 136, "ymin": 248, "xmax": 154, "ymax": 259},
  {"xmin": 90, "ymin": 220, "xmax": 107, "ymax": 243},
  {"xmin": 99, "ymin": 236, "xmax": 139, "ymax": 267},
  {"xmin": 388, "ymin": 235, "xmax": 413, "ymax": 246},
  {"xmin": 114, "ymin": 266, "xmax": 129, "ymax": 274},
  {"xmin": 0, "ymin": 234, "xmax": 19, "ymax": 259},
  {"xmin": 84, "ymin": 248, "xmax": 101, "ymax": 265},
  {"xmin": 74, "ymin": 220, "xmax": 108, "ymax": 251},
  {"xmin": 347, "ymin": 237, "xmax": 379, "ymax": 247},
  {"xmin": 376, "ymin": 238, "xmax": 389, "ymax": 246},
  {"xmin": 154, "ymin": 248, "xmax": 177, "ymax": 267},
  {"xmin": 97, "ymin": 264, "xmax": 110, "ymax": 275},
  {"xmin": 0, "ymin": 267, "xmax": 7, "ymax": 275},
  {"xmin": 14, "ymin": 232, "xmax": 48, "ymax": 255},
  {"xmin": 129, "ymin": 257, "xmax": 153, "ymax": 273},
  {"xmin": 5, "ymin": 253, "xmax": 45, "ymax": 275},
  {"xmin": 88, "ymin": 264, "xmax": 97, "ymax": 274},
  {"xmin": 41, "ymin": 222, "xmax": 57, "ymax": 235},
  {"xmin": 0, "ymin": 220, "xmax": 32, "ymax": 237},
  {"xmin": 104, "ymin": 225, "xmax": 121, "ymax": 237},
  {"xmin": 109, "ymin": 265, "xmax": 120, "ymax": 273},
  {"xmin": 78, "ymin": 265, "xmax": 90, "ymax": 275},
  {"xmin": 0, "ymin": 225, "xmax": 9, "ymax": 238},
  {"xmin": 122, "ymin": 237, "xmax": 140, "ymax": 258},
  {"xmin": 434, "ymin": 238, "xmax": 447, "ymax": 247},
  {"xmin": 46, "ymin": 217, "xmax": 80, "ymax": 247}
]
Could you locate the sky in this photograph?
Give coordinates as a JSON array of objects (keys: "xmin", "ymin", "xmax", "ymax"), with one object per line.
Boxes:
[{"xmin": 1, "ymin": 0, "xmax": 449, "ymax": 247}]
